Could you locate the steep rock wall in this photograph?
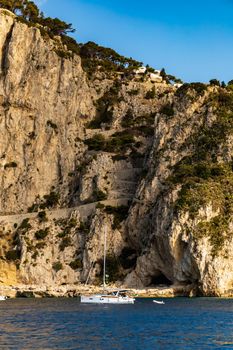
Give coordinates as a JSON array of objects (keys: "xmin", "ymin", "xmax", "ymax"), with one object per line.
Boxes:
[
  {"xmin": 0, "ymin": 11, "xmax": 95, "ymax": 214},
  {"xmin": 125, "ymin": 87, "xmax": 233, "ymax": 296},
  {"xmin": 0, "ymin": 11, "xmax": 232, "ymax": 296}
]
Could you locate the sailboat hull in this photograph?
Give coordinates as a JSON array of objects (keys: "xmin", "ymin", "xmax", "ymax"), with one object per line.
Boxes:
[{"xmin": 80, "ymin": 294, "xmax": 135, "ymax": 304}]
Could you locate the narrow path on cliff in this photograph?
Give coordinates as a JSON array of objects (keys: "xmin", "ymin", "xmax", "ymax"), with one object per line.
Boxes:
[{"xmin": 0, "ymin": 198, "xmax": 133, "ymax": 225}]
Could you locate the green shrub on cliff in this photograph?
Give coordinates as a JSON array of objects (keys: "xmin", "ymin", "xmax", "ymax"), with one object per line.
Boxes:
[
  {"xmin": 5, "ymin": 249, "xmax": 20, "ymax": 261},
  {"xmin": 37, "ymin": 211, "xmax": 47, "ymax": 222},
  {"xmin": 52, "ymin": 262, "xmax": 62, "ymax": 272},
  {"xmin": 78, "ymin": 221, "xmax": 90, "ymax": 234},
  {"xmin": 121, "ymin": 111, "xmax": 155, "ymax": 129},
  {"xmin": 84, "ymin": 134, "xmax": 106, "ymax": 151},
  {"xmin": 175, "ymin": 82, "xmax": 207, "ymax": 97},
  {"xmin": 109, "ymin": 131, "xmax": 135, "ymax": 151},
  {"xmin": 43, "ymin": 191, "xmax": 60, "ymax": 208},
  {"xmin": 0, "ymin": 0, "xmax": 39, "ymax": 20},
  {"xmin": 69, "ymin": 259, "xmax": 82, "ymax": 270},
  {"xmin": 93, "ymin": 189, "xmax": 108, "ymax": 201},
  {"xmin": 35, "ymin": 227, "xmax": 49, "ymax": 240},
  {"xmin": 19, "ymin": 218, "xmax": 32, "ymax": 231},
  {"xmin": 4, "ymin": 162, "xmax": 17, "ymax": 169},
  {"xmin": 47, "ymin": 120, "xmax": 58, "ymax": 131},
  {"xmin": 145, "ymin": 86, "xmax": 156, "ymax": 99},
  {"xmin": 87, "ymin": 82, "xmax": 121, "ymax": 128},
  {"xmin": 104, "ymin": 205, "xmax": 129, "ymax": 229},
  {"xmin": 84, "ymin": 131, "xmax": 135, "ymax": 153},
  {"xmin": 160, "ymin": 103, "xmax": 174, "ymax": 117},
  {"xmin": 59, "ymin": 237, "xmax": 71, "ymax": 251},
  {"xmin": 209, "ymin": 79, "xmax": 220, "ymax": 86},
  {"xmin": 195, "ymin": 215, "xmax": 230, "ymax": 257},
  {"xmin": 121, "ymin": 109, "xmax": 134, "ymax": 128},
  {"xmin": 0, "ymin": 0, "xmax": 79, "ymax": 61}
]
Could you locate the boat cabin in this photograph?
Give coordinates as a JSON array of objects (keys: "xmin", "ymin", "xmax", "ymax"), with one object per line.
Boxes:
[{"xmin": 109, "ymin": 290, "xmax": 130, "ymax": 297}]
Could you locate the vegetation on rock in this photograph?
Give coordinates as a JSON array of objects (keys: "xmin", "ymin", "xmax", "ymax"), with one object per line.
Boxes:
[
  {"xmin": 170, "ymin": 89, "xmax": 233, "ymax": 254},
  {"xmin": 80, "ymin": 41, "xmax": 142, "ymax": 77},
  {"xmin": 69, "ymin": 258, "xmax": 82, "ymax": 270},
  {"xmin": 160, "ymin": 103, "xmax": 174, "ymax": 117},
  {"xmin": 18, "ymin": 218, "xmax": 32, "ymax": 232},
  {"xmin": 5, "ymin": 249, "xmax": 20, "ymax": 261},
  {"xmin": 35, "ymin": 227, "xmax": 49, "ymax": 240},
  {"xmin": 0, "ymin": 0, "xmax": 75, "ymax": 35},
  {"xmin": 87, "ymin": 82, "xmax": 121, "ymax": 128},
  {"xmin": 59, "ymin": 237, "xmax": 71, "ymax": 251},
  {"xmin": 145, "ymin": 86, "xmax": 156, "ymax": 99},
  {"xmin": 52, "ymin": 262, "xmax": 63, "ymax": 272},
  {"xmin": 93, "ymin": 189, "xmax": 108, "ymax": 201},
  {"xmin": 84, "ymin": 131, "xmax": 135, "ymax": 153},
  {"xmin": 104, "ymin": 205, "xmax": 129, "ymax": 229},
  {"xmin": 4, "ymin": 161, "xmax": 17, "ymax": 169},
  {"xmin": 175, "ymin": 82, "xmax": 207, "ymax": 98}
]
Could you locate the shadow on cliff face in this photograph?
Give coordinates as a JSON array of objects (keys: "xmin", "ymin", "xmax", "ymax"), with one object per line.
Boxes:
[{"xmin": 149, "ymin": 272, "xmax": 173, "ymax": 287}]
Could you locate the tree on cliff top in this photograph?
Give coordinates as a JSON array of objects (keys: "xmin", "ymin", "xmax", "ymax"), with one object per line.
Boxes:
[
  {"xmin": 0, "ymin": 0, "xmax": 75, "ymax": 35},
  {"xmin": 80, "ymin": 41, "xmax": 142, "ymax": 74},
  {"xmin": 39, "ymin": 16, "xmax": 75, "ymax": 36},
  {"xmin": 0, "ymin": 0, "xmax": 39, "ymax": 20}
]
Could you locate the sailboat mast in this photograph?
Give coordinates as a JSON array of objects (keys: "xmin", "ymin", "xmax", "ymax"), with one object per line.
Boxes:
[{"xmin": 103, "ymin": 225, "xmax": 107, "ymax": 289}]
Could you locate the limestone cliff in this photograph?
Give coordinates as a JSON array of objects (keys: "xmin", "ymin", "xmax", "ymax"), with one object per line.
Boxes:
[
  {"xmin": 0, "ymin": 10, "xmax": 95, "ymax": 214},
  {"xmin": 0, "ymin": 10, "xmax": 232, "ymax": 297},
  {"xmin": 126, "ymin": 86, "xmax": 233, "ymax": 296}
]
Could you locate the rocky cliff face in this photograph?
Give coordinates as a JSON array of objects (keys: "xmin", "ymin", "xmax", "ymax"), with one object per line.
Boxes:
[
  {"xmin": 0, "ymin": 10, "xmax": 95, "ymax": 214},
  {"xmin": 0, "ymin": 10, "xmax": 232, "ymax": 296},
  {"xmin": 125, "ymin": 87, "xmax": 233, "ymax": 296}
]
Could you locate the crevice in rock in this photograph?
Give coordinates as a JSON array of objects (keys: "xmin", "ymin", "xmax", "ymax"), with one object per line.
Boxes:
[
  {"xmin": 57, "ymin": 58, "xmax": 65, "ymax": 93},
  {"xmin": 1, "ymin": 22, "xmax": 15, "ymax": 77}
]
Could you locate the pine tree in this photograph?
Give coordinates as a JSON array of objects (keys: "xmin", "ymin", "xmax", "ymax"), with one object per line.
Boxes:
[
  {"xmin": 0, "ymin": 0, "xmax": 15, "ymax": 11},
  {"xmin": 0, "ymin": 0, "xmax": 75, "ymax": 35},
  {"xmin": 22, "ymin": 0, "xmax": 40, "ymax": 21},
  {"xmin": 40, "ymin": 17, "xmax": 75, "ymax": 36}
]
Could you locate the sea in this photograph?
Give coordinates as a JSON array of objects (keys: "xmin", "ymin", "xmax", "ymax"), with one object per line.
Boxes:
[{"xmin": 0, "ymin": 297, "xmax": 232, "ymax": 349}]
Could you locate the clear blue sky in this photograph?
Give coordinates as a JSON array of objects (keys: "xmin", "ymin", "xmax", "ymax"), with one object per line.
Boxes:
[{"xmin": 36, "ymin": 0, "xmax": 233, "ymax": 83}]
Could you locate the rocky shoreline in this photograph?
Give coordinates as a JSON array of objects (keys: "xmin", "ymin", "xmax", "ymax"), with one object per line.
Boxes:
[
  {"xmin": 0, "ymin": 283, "xmax": 191, "ymax": 298},
  {"xmin": 1, "ymin": 283, "xmax": 232, "ymax": 299}
]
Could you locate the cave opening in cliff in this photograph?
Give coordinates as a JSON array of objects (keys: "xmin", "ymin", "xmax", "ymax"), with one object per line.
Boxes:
[{"xmin": 150, "ymin": 272, "xmax": 172, "ymax": 287}]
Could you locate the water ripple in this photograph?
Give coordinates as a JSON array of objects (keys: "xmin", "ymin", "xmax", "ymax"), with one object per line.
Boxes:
[{"xmin": 0, "ymin": 298, "xmax": 232, "ymax": 349}]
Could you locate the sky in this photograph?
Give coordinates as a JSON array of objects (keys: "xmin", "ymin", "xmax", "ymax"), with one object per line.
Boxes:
[{"xmin": 35, "ymin": 0, "xmax": 233, "ymax": 83}]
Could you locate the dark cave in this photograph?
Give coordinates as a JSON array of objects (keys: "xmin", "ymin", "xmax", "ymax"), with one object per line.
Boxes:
[{"xmin": 150, "ymin": 272, "xmax": 173, "ymax": 286}]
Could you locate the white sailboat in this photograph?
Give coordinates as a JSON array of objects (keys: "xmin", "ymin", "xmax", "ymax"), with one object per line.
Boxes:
[{"xmin": 80, "ymin": 226, "xmax": 135, "ymax": 304}]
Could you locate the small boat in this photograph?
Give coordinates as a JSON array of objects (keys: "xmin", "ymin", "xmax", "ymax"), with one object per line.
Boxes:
[
  {"xmin": 0, "ymin": 296, "xmax": 7, "ymax": 301},
  {"xmin": 153, "ymin": 300, "xmax": 165, "ymax": 304}
]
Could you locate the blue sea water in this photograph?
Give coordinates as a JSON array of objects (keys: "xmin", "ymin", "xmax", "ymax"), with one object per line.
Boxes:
[{"xmin": 0, "ymin": 298, "xmax": 232, "ymax": 349}]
